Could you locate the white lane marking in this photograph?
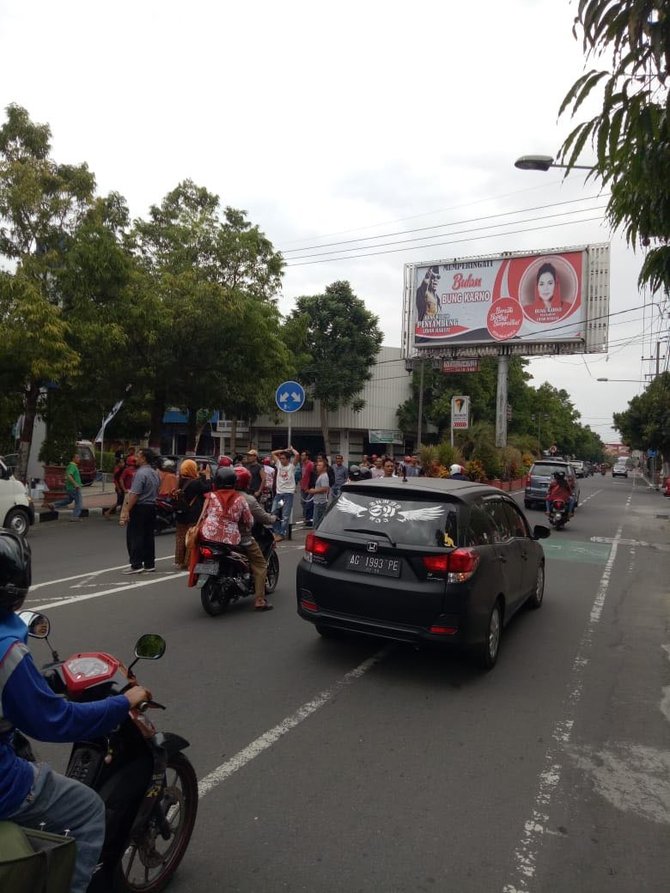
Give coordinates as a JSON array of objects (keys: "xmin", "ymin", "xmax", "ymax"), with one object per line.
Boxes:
[
  {"xmin": 590, "ymin": 536, "xmax": 670, "ymax": 551},
  {"xmin": 502, "ymin": 509, "xmax": 628, "ymax": 892},
  {"xmin": 27, "ymin": 572, "xmax": 187, "ymax": 611},
  {"xmin": 197, "ymin": 647, "xmax": 390, "ymax": 799},
  {"xmin": 30, "ymin": 555, "xmax": 174, "ymax": 591}
]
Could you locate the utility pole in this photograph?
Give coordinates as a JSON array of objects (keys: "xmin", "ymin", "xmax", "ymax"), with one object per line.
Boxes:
[{"xmin": 416, "ymin": 359, "xmax": 425, "ymax": 451}]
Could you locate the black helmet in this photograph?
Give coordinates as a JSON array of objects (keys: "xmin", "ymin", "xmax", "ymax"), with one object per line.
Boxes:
[
  {"xmin": 0, "ymin": 530, "xmax": 31, "ymax": 612},
  {"xmin": 348, "ymin": 464, "xmax": 362, "ymax": 481},
  {"xmin": 214, "ymin": 466, "xmax": 236, "ymax": 490},
  {"xmin": 554, "ymin": 471, "xmax": 566, "ymax": 481}
]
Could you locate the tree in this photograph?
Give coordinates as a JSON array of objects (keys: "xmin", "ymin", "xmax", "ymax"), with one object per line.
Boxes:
[
  {"xmin": 613, "ymin": 371, "xmax": 670, "ymax": 455},
  {"xmin": 286, "ymin": 281, "xmax": 384, "ymax": 458},
  {"xmin": 0, "ymin": 104, "xmax": 97, "ymax": 480},
  {"xmin": 128, "ymin": 181, "xmax": 290, "ymax": 450},
  {"xmin": 558, "ymin": 1, "xmax": 670, "ymax": 292}
]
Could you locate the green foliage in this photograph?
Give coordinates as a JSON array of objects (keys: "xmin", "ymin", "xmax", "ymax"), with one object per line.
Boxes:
[
  {"xmin": 558, "ymin": 1, "xmax": 670, "ymax": 292},
  {"xmin": 38, "ymin": 434, "xmax": 77, "ymax": 466},
  {"xmin": 613, "ymin": 372, "xmax": 670, "ymax": 454}
]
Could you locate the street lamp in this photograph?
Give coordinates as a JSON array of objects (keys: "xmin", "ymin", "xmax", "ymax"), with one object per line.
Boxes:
[
  {"xmin": 596, "ymin": 378, "xmax": 646, "ymax": 383},
  {"xmin": 514, "ymin": 155, "xmax": 592, "ymax": 172}
]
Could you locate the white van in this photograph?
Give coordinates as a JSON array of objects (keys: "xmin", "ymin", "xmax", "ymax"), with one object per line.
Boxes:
[{"xmin": 0, "ymin": 459, "xmax": 35, "ymax": 536}]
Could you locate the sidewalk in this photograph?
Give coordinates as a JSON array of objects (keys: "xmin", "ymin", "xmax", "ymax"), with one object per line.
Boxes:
[{"xmin": 36, "ymin": 480, "xmax": 117, "ymax": 522}]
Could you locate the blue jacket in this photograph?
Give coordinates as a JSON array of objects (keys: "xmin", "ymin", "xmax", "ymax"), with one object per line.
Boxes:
[{"xmin": 0, "ymin": 611, "xmax": 130, "ymax": 818}]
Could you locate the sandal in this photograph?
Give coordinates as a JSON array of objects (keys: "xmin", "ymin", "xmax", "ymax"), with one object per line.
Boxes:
[{"xmin": 254, "ymin": 601, "xmax": 274, "ymax": 611}]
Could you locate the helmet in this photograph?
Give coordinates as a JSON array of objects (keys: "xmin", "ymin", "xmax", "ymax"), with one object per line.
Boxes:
[
  {"xmin": 348, "ymin": 464, "xmax": 362, "ymax": 481},
  {"xmin": 449, "ymin": 464, "xmax": 463, "ymax": 476},
  {"xmin": 217, "ymin": 455, "xmax": 233, "ymax": 467},
  {"xmin": 554, "ymin": 471, "xmax": 566, "ymax": 481},
  {"xmin": 214, "ymin": 467, "xmax": 236, "ymax": 490},
  {"xmin": 234, "ymin": 466, "xmax": 252, "ymax": 491},
  {"xmin": 262, "ymin": 457, "xmax": 272, "ymax": 466},
  {"xmin": 0, "ymin": 530, "xmax": 31, "ymax": 612},
  {"xmin": 160, "ymin": 458, "xmax": 176, "ymax": 472}
]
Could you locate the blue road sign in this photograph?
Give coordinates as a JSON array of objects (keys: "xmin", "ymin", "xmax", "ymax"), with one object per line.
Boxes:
[{"xmin": 275, "ymin": 381, "xmax": 305, "ymax": 414}]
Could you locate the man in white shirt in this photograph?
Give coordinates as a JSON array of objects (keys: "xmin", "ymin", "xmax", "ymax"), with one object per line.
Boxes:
[{"xmin": 270, "ymin": 446, "xmax": 299, "ymax": 541}]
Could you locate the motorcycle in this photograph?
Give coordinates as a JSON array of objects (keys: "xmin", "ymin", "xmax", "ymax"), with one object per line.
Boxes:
[
  {"xmin": 16, "ymin": 612, "xmax": 198, "ymax": 893},
  {"xmin": 154, "ymin": 494, "xmax": 177, "ymax": 535},
  {"xmin": 547, "ymin": 497, "xmax": 570, "ymax": 530},
  {"xmin": 194, "ymin": 523, "xmax": 279, "ymax": 616},
  {"xmin": 601, "ymin": 466, "xmax": 607, "ymax": 476}
]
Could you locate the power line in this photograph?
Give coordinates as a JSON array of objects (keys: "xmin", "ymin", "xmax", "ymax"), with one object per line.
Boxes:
[
  {"xmin": 281, "ymin": 195, "xmax": 608, "ymax": 256},
  {"xmin": 286, "ymin": 215, "xmax": 607, "ymax": 267}
]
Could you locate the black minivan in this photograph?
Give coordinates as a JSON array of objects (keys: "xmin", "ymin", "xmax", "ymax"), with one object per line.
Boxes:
[{"xmin": 296, "ymin": 478, "xmax": 549, "ymax": 669}]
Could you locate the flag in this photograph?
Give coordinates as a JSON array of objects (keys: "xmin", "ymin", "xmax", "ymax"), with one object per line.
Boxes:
[{"xmin": 94, "ymin": 387, "xmax": 131, "ymax": 442}]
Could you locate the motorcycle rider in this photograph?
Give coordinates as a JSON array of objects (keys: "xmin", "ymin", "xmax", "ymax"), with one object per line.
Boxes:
[
  {"xmin": 0, "ymin": 530, "xmax": 151, "ymax": 893},
  {"xmin": 546, "ymin": 471, "xmax": 575, "ymax": 517},
  {"xmin": 449, "ymin": 463, "xmax": 469, "ymax": 481},
  {"xmin": 234, "ymin": 466, "xmax": 277, "ymax": 611}
]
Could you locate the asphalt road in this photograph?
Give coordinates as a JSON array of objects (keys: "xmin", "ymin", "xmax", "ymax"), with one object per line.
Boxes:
[{"xmin": 20, "ymin": 475, "xmax": 670, "ymax": 892}]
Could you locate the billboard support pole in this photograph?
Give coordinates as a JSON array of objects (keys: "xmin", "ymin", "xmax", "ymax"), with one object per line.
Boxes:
[
  {"xmin": 495, "ymin": 353, "xmax": 509, "ymax": 448},
  {"xmin": 417, "ymin": 359, "xmax": 425, "ymax": 450}
]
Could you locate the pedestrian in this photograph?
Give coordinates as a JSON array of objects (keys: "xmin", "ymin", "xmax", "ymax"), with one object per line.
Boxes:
[
  {"xmin": 270, "ymin": 446, "xmax": 299, "ymax": 542},
  {"xmin": 300, "ymin": 450, "xmax": 314, "ymax": 527},
  {"xmin": 382, "ymin": 458, "xmax": 397, "ymax": 478},
  {"xmin": 103, "ymin": 454, "xmax": 126, "ymax": 518},
  {"xmin": 308, "ymin": 457, "xmax": 331, "ymax": 528},
  {"xmin": 244, "ymin": 449, "xmax": 266, "ymax": 501},
  {"xmin": 173, "ymin": 459, "xmax": 209, "ymax": 570},
  {"xmin": 119, "ymin": 448, "xmax": 160, "ymax": 574},
  {"xmin": 46, "ymin": 452, "xmax": 83, "ymax": 521},
  {"xmin": 158, "ymin": 458, "xmax": 178, "ymax": 495},
  {"xmin": 370, "ymin": 457, "xmax": 384, "ymax": 479},
  {"xmin": 332, "ymin": 454, "xmax": 348, "ymax": 498}
]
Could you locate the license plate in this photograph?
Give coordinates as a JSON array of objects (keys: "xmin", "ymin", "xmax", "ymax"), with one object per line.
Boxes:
[
  {"xmin": 346, "ymin": 553, "xmax": 401, "ymax": 578},
  {"xmin": 194, "ymin": 561, "xmax": 218, "ymax": 575}
]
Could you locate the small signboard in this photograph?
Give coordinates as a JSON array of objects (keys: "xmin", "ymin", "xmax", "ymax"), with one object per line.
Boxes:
[
  {"xmin": 442, "ymin": 359, "xmax": 480, "ymax": 374},
  {"xmin": 369, "ymin": 429, "xmax": 404, "ymax": 445},
  {"xmin": 275, "ymin": 381, "xmax": 305, "ymax": 414},
  {"xmin": 451, "ymin": 395, "xmax": 470, "ymax": 429}
]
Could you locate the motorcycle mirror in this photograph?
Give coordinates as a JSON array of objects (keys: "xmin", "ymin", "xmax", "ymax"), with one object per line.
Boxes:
[
  {"xmin": 533, "ymin": 525, "xmax": 551, "ymax": 540},
  {"xmin": 18, "ymin": 611, "xmax": 51, "ymax": 639},
  {"xmin": 133, "ymin": 634, "xmax": 166, "ymax": 661}
]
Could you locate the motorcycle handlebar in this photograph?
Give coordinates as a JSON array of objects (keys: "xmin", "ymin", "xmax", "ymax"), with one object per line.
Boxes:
[{"xmin": 138, "ymin": 700, "xmax": 166, "ymax": 713}]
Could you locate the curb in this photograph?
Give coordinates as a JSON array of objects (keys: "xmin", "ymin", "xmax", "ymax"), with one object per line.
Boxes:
[{"xmin": 35, "ymin": 506, "xmax": 105, "ymax": 523}]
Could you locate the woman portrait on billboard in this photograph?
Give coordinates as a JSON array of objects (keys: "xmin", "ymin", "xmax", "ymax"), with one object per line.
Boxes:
[{"xmin": 522, "ymin": 261, "xmax": 574, "ymax": 323}]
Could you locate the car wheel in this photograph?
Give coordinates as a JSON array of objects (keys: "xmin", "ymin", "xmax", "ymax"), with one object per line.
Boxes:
[
  {"xmin": 5, "ymin": 508, "xmax": 29, "ymax": 537},
  {"xmin": 527, "ymin": 563, "xmax": 545, "ymax": 609},
  {"xmin": 475, "ymin": 599, "xmax": 502, "ymax": 670}
]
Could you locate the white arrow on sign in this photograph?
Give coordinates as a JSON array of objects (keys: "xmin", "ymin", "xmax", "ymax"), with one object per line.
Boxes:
[
  {"xmin": 279, "ymin": 391, "xmax": 289, "ymax": 403},
  {"xmin": 291, "ymin": 391, "xmax": 301, "ymax": 402}
]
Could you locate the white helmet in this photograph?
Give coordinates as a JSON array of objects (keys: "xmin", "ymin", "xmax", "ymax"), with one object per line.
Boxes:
[{"xmin": 449, "ymin": 464, "xmax": 463, "ymax": 476}]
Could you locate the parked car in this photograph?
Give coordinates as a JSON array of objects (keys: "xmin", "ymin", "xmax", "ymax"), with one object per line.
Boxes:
[
  {"xmin": 76, "ymin": 440, "xmax": 97, "ymax": 486},
  {"xmin": 571, "ymin": 460, "xmax": 585, "ymax": 478},
  {"xmin": 296, "ymin": 478, "xmax": 550, "ymax": 669},
  {"xmin": 0, "ymin": 461, "xmax": 35, "ymax": 536},
  {"xmin": 612, "ymin": 460, "xmax": 629, "ymax": 478},
  {"xmin": 524, "ymin": 460, "xmax": 580, "ymax": 510}
]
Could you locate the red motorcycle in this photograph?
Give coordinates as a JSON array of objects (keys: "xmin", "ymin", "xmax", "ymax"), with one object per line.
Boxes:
[
  {"xmin": 547, "ymin": 497, "xmax": 570, "ymax": 530},
  {"xmin": 17, "ymin": 612, "xmax": 197, "ymax": 892}
]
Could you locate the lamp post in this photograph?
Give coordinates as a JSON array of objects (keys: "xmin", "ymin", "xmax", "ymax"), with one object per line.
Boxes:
[{"xmin": 514, "ymin": 155, "xmax": 593, "ymax": 172}]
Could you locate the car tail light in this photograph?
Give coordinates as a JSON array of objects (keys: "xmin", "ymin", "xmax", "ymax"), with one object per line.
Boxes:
[
  {"xmin": 429, "ymin": 624, "xmax": 458, "ymax": 636},
  {"xmin": 422, "ymin": 554, "xmax": 449, "ymax": 575},
  {"xmin": 304, "ymin": 533, "xmax": 331, "ymax": 563},
  {"xmin": 200, "ymin": 546, "xmax": 214, "ymax": 560},
  {"xmin": 447, "ymin": 548, "xmax": 479, "ymax": 583},
  {"xmin": 300, "ymin": 597, "xmax": 318, "ymax": 613}
]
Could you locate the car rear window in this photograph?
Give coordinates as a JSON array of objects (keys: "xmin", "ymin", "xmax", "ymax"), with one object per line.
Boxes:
[
  {"xmin": 531, "ymin": 463, "xmax": 569, "ymax": 476},
  {"xmin": 320, "ymin": 491, "xmax": 462, "ymax": 547},
  {"xmin": 77, "ymin": 446, "xmax": 95, "ymax": 463}
]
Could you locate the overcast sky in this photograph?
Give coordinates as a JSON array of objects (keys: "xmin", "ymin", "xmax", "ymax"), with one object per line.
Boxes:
[{"xmin": 2, "ymin": 0, "xmax": 665, "ymax": 442}]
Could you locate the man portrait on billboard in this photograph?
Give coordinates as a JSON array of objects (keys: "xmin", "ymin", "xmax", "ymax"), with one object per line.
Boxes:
[{"xmin": 416, "ymin": 265, "xmax": 440, "ymax": 322}]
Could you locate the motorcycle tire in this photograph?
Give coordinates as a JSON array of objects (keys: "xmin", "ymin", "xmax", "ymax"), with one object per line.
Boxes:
[
  {"xmin": 200, "ymin": 576, "xmax": 232, "ymax": 616},
  {"xmin": 265, "ymin": 551, "xmax": 279, "ymax": 594},
  {"xmin": 114, "ymin": 752, "xmax": 198, "ymax": 893}
]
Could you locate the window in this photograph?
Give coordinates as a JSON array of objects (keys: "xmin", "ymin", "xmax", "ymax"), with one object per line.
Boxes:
[
  {"xmin": 481, "ymin": 497, "xmax": 517, "ymax": 542},
  {"xmin": 465, "ymin": 504, "xmax": 499, "ymax": 546}
]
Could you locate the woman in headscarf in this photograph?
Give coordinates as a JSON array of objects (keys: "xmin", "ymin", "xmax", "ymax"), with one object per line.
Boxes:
[
  {"xmin": 173, "ymin": 459, "xmax": 210, "ymax": 570},
  {"xmin": 525, "ymin": 262, "xmax": 571, "ymax": 322}
]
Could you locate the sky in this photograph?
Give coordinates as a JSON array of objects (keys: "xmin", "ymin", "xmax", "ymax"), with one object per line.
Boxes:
[{"xmin": 1, "ymin": 0, "xmax": 666, "ymax": 443}]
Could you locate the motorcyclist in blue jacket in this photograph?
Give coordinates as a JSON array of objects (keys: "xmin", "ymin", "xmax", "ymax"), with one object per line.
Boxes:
[{"xmin": 0, "ymin": 529, "xmax": 150, "ymax": 893}]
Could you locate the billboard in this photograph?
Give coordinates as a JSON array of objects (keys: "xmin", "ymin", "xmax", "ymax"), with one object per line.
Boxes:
[
  {"xmin": 451, "ymin": 396, "xmax": 470, "ymax": 430},
  {"xmin": 403, "ymin": 245, "xmax": 610, "ymax": 354}
]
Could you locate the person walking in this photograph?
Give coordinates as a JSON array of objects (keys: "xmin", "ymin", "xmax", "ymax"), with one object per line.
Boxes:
[
  {"xmin": 332, "ymin": 454, "xmax": 348, "ymax": 498},
  {"xmin": 46, "ymin": 452, "xmax": 83, "ymax": 521},
  {"xmin": 300, "ymin": 450, "xmax": 314, "ymax": 527},
  {"xmin": 309, "ymin": 457, "xmax": 331, "ymax": 528},
  {"xmin": 103, "ymin": 453, "xmax": 126, "ymax": 518},
  {"xmin": 173, "ymin": 459, "xmax": 209, "ymax": 570},
  {"xmin": 119, "ymin": 448, "xmax": 160, "ymax": 574}
]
